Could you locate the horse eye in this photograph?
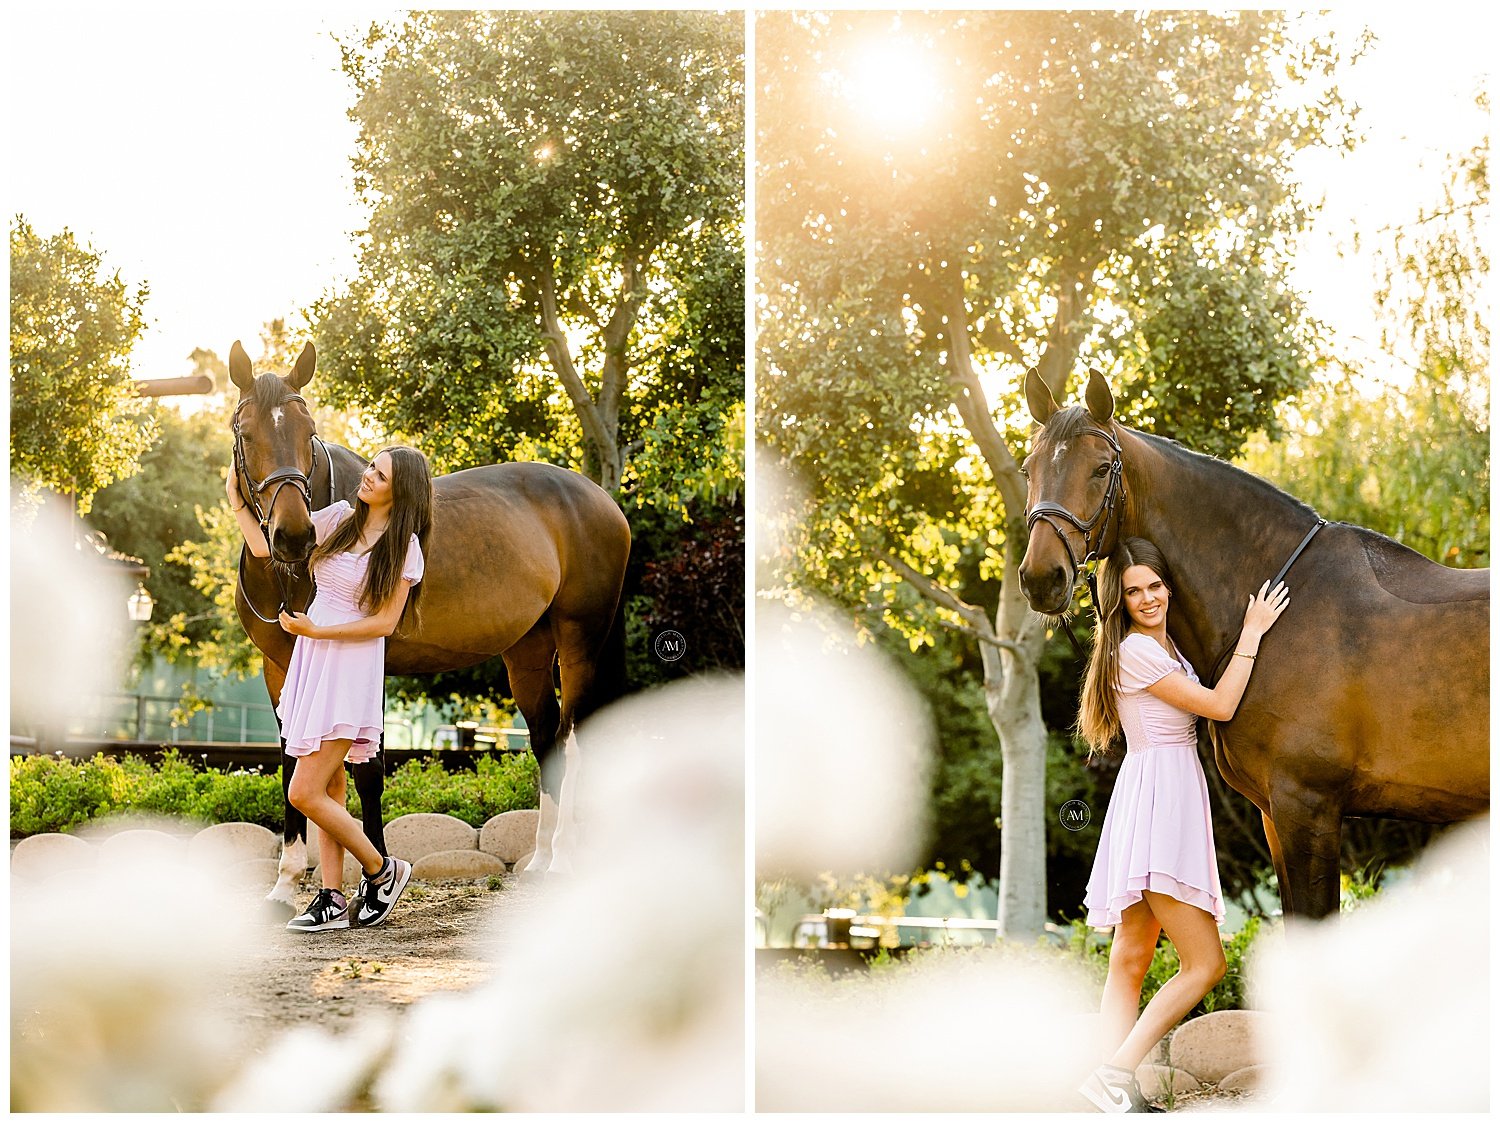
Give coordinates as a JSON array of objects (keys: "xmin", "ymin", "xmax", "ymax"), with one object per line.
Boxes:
[{"xmin": 1093, "ymin": 463, "xmax": 1110, "ymax": 477}]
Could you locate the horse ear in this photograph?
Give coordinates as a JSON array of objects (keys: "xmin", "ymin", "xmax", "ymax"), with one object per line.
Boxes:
[
  {"xmin": 288, "ymin": 341, "xmax": 317, "ymax": 389},
  {"xmin": 229, "ymin": 340, "xmax": 254, "ymax": 392},
  {"xmin": 1085, "ymin": 368, "xmax": 1114, "ymax": 423},
  {"xmin": 1025, "ymin": 367, "xmax": 1059, "ymax": 424}
]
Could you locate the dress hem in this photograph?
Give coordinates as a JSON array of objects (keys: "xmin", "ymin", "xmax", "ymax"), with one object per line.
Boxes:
[
  {"xmin": 1085, "ymin": 870, "xmax": 1225, "ymax": 930},
  {"xmin": 283, "ymin": 723, "xmax": 382, "ymax": 764}
]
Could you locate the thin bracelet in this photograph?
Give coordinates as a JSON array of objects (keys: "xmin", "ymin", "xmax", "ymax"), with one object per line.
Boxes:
[{"xmin": 1233, "ymin": 651, "xmax": 1256, "ymax": 660}]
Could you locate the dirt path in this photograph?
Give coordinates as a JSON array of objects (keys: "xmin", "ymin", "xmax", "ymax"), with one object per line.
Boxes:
[{"xmin": 222, "ymin": 872, "xmax": 544, "ymax": 1048}]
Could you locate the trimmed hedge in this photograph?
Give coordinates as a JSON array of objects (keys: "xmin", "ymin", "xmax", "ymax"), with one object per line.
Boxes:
[{"xmin": 8, "ymin": 750, "xmax": 539, "ymax": 837}]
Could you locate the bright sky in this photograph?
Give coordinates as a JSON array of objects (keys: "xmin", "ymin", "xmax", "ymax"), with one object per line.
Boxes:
[
  {"xmin": 5, "ymin": 8, "xmax": 396, "ymax": 378},
  {"xmin": 3, "ymin": 8, "xmax": 1491, "ymax": 393}
]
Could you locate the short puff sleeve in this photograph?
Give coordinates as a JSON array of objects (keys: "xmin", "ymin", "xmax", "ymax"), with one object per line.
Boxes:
[
  {"xmin": 1117, "ymin": 633, "xmax": 1183, "ymax": 693},
  {"xmin": 310, "ymin": 500, "xmax": 354, "ymax": 544},
  {"xmin": 401, "ymin": 534, "xmax": 425, "ymax": 585}
]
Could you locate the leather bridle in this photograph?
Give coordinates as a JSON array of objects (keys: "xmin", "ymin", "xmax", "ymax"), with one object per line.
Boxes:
[
  {"xmin": 1025, "ymin": 424, "xmax": 1128, "ymax": 585},
  {"xmin": 233, "ymin": 394, "xmax": 326, "ymax": 624}
]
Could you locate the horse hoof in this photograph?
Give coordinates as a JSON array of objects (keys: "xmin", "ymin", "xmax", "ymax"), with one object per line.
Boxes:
[{"xmin": 261, "ymin": 897, "xmax": 296, "ymax": 923}]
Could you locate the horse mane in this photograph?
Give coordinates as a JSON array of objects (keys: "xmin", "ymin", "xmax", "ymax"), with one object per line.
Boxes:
[
  {"xmin": 250, "ymin": 372, "xmax": 300, "ymax": 414},
  {"xmin": 1039, "ymin": 405, "xmax": 1320, "ymax": 523}
]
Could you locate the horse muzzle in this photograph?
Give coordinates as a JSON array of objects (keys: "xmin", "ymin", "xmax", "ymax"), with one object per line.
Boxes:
[{"xmin": 1018, "ymin": 537, "xmax": 1076, "ymax": 617}]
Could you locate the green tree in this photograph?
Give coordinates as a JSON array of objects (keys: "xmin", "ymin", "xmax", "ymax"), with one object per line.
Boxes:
[
  {"xmin": 1245, "ymin": 118, "xmax": 1489, "ymax": 567},
  {"xmin": 9, "ymin": 217, "xmax": 156, "ymax": 514},
  {"xmin": 757, "ymin": 11, "xmax": 1356, "ymax": 936},
  {"xmin": 314, "ymin": 10, "xmax": 745, "ymax": 509}
]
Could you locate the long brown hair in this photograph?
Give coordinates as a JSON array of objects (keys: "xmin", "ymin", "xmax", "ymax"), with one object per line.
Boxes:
[
  {"xmin": 312, "ymin": 445, "xmax": 433, "ymax": 630},
  {"xmin": 1076, "ymin": 537, "xmax": 1177, "ymax": 759}
]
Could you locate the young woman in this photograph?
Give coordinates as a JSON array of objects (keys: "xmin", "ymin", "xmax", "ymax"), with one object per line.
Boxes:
[
  {"xmin": 229, "ymin": 445, "xmax": 433, "ymax": 932},
  {"xmin": 1075, "ymin": 537, "xmax": 1288, "ymax": 1113}
]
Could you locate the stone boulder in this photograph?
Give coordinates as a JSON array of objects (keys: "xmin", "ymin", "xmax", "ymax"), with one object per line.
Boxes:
[
  {"xmin": 98, "ymin": 828, "xmax": 188, "ymax": 864},
  {"xmin": 479, "ymin": 809, "xmax": 540, "ymax": 863},
  {"xmin": 11, "ymin": 832, "xmax": 96, "ymax": 880},
  {"xmin": 1169, "ymin": 1009, "xmax": 1266, "ymax": 1084},
  {"xmin": 1134, "ymin": 1063, "xmax": 1201, "ymax": 1099},
  {"xmin": 413, "ymin": 849, "xmax": 507, "ymax": 880},
  {"xmin": 1217, "ymin": 1064, "xmax": 1267, "ymax": 1093},
  {"xmin": 190, "ymin": 822, "xmax": 280, "ymax": 866},
  {"xmin": 385, "ymin": 813, "xmax": 478, "ymax": 862}
]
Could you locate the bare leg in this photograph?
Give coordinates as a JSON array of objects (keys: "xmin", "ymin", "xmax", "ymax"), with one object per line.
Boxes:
[
  {"xmin": 1106, "ymin": 889, "xmax": 1226, "ymax": 1072},
  {"xmin": 319, "ymin": 764, "xmax": 348, "ymax": 893},
  {"xmin": 1099, "ymin": 899, "xmax": 1162, "ymax": 1059},
  {"xmin": 287, "ymin": 740, "xmax": 383, "ymax": 876}
]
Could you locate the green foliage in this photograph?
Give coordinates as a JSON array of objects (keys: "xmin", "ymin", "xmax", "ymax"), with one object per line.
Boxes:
[
  {"xmin": 347, "ymin": 754, "xmax": 539, "ymax": 827},
  {"xmin": 7, "ymin": 752, "xmax": 283, "ymax": 835},
  {"xmin": 1058, "ymin": 913, "xmax": 1270, "ymax": 1015},
  {"xmin": 315, "ymin": 10, "xmax": 745, "ymax": 502},
  {"xmin": 8, "ymin": 750, "xmax": 539, "ymax": 837},
  {"xmin": 1242, "ymin": 125, "xmax": 1489, "ymax": 568},
  {"xmin": 9, "ymin": 217, "xmax": 157, "ymax": 514}
]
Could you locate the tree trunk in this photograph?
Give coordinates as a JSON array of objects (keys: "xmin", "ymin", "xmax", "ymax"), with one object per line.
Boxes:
[{"xmin": 984, "ymin": 573, "xmax": 1050, "ymax": 940}]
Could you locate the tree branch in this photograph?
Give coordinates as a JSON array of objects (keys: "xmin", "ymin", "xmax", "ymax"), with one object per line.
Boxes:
[
  {"xmin": 535, "ymin": 261, "xmax": 621, "ymax": 487},
  {"xmin": 876, "ymin": 548, "xmax": 1021, "ymax": 655}
]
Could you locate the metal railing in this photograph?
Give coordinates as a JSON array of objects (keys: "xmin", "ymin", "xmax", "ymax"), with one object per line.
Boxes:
[{"xmin": 72, "ymin": 692, "xmax": 282, "ymax": 744}]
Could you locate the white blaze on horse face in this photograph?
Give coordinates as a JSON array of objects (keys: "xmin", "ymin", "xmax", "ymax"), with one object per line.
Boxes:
[
  {"xmin": 1050, "ymin": 441, "xmax": 1069, "ymax": 467},
  {"xmin": 270, "ymin": 406, "xmax": 285, "ymax": 430}
]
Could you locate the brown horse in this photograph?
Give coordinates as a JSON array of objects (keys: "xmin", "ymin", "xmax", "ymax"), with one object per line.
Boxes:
[
  {"xmin": 227, "ymin": 341, "xmax": 630, "ymax": 912},
  {"xmin": 1018, "ymin": 369, "xmax": 1488, "ymax": 920}
]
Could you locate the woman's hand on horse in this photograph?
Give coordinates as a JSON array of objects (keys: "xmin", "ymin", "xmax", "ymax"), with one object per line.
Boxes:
[
  {"xmin": 226, "ymin": 462, "xmax": 243, "ymax": 509},
  {"xmin": 278, "ymin": 610, "xmax": 320, "ymax": 638},
  {"xmin": 1243, "ymin": 580, "xmax": 1290, "ymax": 637}
]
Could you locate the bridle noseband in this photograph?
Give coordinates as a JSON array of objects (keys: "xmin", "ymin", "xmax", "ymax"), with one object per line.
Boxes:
[
  {"xmin": 1025, "ymin": 424, "xmax": 1127, "ymax": 585},
  {"xmin": 233, "ymin": 394, "xmax": 326, "ymax": 624}
]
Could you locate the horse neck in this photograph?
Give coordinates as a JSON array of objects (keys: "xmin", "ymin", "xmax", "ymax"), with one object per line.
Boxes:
[
  {"xmin": 318, "ymin": 442, "xmax": 368, "ymax": 508},
  {"xmin": 1116, "ymin": 427, "xmax": 1317, "ymax": 679}
]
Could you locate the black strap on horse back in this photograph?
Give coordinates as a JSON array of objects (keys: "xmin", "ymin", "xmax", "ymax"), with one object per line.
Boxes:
[
  {"xmin": 1272, "ymin": 518, "xmax": 1326, "ymax": 589},
  {"xmin": 1207, "ymin": 517, "xmax": 1327, "ymax": 685}
]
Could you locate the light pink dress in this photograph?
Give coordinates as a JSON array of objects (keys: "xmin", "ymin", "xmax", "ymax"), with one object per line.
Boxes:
[
  {"xmin": 1083, "ymin": 632, "xmax": 1226, "ymax": 929},
  {"xmin": 275, "ymin": 501, "xmax": 425, "ymax": 763}
]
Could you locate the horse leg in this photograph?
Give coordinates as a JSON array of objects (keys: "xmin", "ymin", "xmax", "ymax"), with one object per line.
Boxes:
[
  {"xmin": 547, "ymin": 614, "xmax": 612, "ymax": 873},
  {"xmin": 1268, "ymin": 781, "xmax": 1344, "ymax": 923},
  {"xmin": 1260, "ymin": 810, "xmax": 1291, "ymax": 917},
  {"xmin": 263, "ymin": 663, "xmax": 306, "ymax": 917},
  {"xmin": 502, "ymin": 620, "xmax": 562, "ymax": 874}
]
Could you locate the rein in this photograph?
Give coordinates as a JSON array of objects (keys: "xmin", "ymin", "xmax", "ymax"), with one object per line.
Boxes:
[
  {"xmin": 1025, "ymin": 425, "xmax": 1127, "ymax": 662},
  {"xmin": 233, "ymin": 395, "xmax": 326, "ymax": 625}
]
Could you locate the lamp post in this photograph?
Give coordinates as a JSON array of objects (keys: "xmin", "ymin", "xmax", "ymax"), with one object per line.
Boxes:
[{"xmin": 127, "ymin": 583, "xmax": 155, "ymax": 623}]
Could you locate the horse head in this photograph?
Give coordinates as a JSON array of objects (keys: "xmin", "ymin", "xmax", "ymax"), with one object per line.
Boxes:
[
  {"xmin": 1017, "ymin": 368, "xmax": 1128, "ymax": 616},
  {"xmin": 228, "ymin": 339, "xmax": 321, "ymax": 566}
]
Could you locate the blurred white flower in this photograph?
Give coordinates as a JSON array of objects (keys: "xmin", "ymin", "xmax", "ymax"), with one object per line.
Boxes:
[
  {"xmin": 1250, "ymin": 816, "xmax": 1489, "ymax": 1110},
  {"xmin": 366, "ymin": 674, "xmax": 746, "ymax": 1111},
  {"xmin": 11, "ymin": 824, "xmax": 259, "ymax": 1111},
  {"xmin": 10, "ymin": 500, "xmax": 133, "ymax": 738},
  {"xmin": 211, "ymin": 1016, "xmax": 395, "ymax": 1112},
  {"xmin": 755, "ymin": 600, "xmax": 932, "ymax": 879},
  {"xmin": 758, "ymin": 944, "xmax": 1101, "ymax": 1110}
]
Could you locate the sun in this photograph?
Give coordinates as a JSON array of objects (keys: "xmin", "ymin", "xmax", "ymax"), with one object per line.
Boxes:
[{"xmin": 825, "ymin": 35, "xmax": 945, "ymax": 141}]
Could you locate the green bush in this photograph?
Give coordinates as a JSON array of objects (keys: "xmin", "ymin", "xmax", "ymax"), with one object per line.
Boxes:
[
  {"xmin": 1057, "ymin": 912, "xmax": 1272, "ymax": 1015},
  {"xmin": 348, "ymin": 753, "xmax": 539, "ymax": 826},
  {"xmin": 8, "ymin": 749, "xmax": 539, "ymax": 836}
]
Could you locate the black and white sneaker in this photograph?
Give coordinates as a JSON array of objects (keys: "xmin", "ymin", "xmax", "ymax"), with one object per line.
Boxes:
[
  {"xmin": 286, "ymin": 888, "xmax": 350, "ymax": 932},
  {"xmin": 354, "ymin": 856, "xmax": 412, "ymax": 928},
  {"xmin": 1078, "ymin": 1064, "xmax": 1144, "ymax": 1113}
]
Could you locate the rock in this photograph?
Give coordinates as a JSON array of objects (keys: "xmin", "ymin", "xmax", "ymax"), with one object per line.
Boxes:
[
  {"xmin": 1145, "ymin": 1034, "xmax": 1172, "ymax": 1067},
  {"xmin": 228, "ymin": 857, "xmax": 283, "ymax": 892},
  {"xmin": 98, "ymin": 828, "xmax": 188, "ymax": 863},
  {"xmin": 479, "ymin": 809, "xmax": 540, "ymax": 863},
  {"xmin": 1168, "ymin": 1009, "xmax": 1267, "ymax": 1084},
  {"xmin": 11, "ymin": 832, "xmax": 96, "ymax": 879},
  {"xmin": 385, "ymin": 813, "xmax": 478, "ymax": 862},
  {"xmin": 190, "ymin": 822, "xmax": 280, "ymax": 866},
  {"xmin": 413, "ymin": 849, "xmax": 507, "ymax": 880},
  {"xmin": 1134, "ymin": 1063, "xmax": 1201, "ymax": 1099},
  {"xmin": 76, "ymin": 813, "xmax": 200, "ymax": 841},
  {"xmin": 1217, "ymin": 1064, "xmax": 1267, "ymax": 1093},
  {"xmin": 511, "ymin": 850, "xmax": 536, "ymax": 872}
]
